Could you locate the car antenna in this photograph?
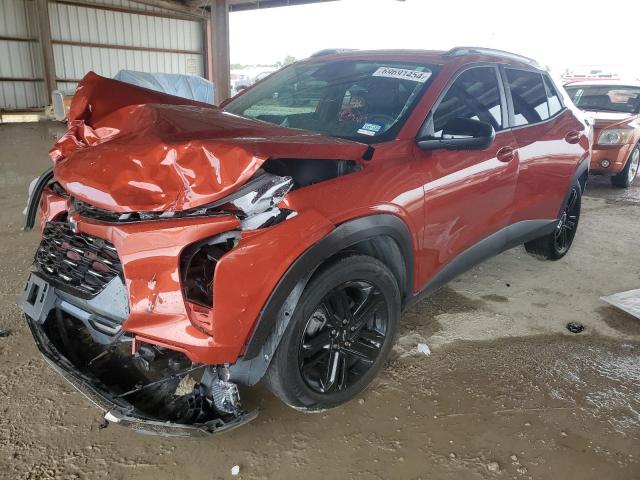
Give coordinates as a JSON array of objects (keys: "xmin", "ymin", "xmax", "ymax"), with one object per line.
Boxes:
[{"xmin": 363, "ymin": 146, "xmax": 375, "ymax": 161}]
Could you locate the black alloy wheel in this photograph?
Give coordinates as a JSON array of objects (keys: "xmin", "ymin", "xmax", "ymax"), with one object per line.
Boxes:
[
  {"xmin": 553, "ymin": 186, "xmax": 580, "ymax": 255},
  {"xmin": 264, "ymin": 255, "xmax": 400, "ymax": 410},
  {"xmin": 524, "ymin": 181, "xmax": 582, "ymax": 260},
  {"xmin": 298, "ymin": 280, "xmax": 388, "ymax": 394}
]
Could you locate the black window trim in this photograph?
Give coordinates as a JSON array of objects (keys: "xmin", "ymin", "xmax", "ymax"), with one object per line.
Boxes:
[
  {"xmin": 417, "ymin": 62, "xmax": 509, "ymax": 139},
  {"xmin": 500, "ymin": 65, "xmax": 568, "ymax": 130}
]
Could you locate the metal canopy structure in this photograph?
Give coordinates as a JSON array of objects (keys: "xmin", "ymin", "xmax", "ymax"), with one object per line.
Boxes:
[
  {"xmin": 176, "ymin": 0, "xmax": 340, "ymax": 103},
  {"xmin": 126, "ymin": 0, "xmax": 341, "ymax": 103},
  {"xmin": 0, "ymin": 0, "xmax": 338, "ymax": 110}
]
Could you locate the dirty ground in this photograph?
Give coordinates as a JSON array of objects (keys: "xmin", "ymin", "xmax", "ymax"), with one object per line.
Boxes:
[{"xmin": 0, "ymin": 122, "xmax": 638, "ymax": 480}]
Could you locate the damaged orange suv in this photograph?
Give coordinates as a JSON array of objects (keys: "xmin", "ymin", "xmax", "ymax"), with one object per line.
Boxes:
[
  {"xmin": 565, "ymin": 81, "xmax": 640, "ymax": 187},
  {"xmin": 21, "ymin": 48, "xmax": 589, "ymax": 436}
]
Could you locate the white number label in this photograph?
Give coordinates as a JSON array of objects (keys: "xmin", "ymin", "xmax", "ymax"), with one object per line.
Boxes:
[{"xmin": 372, "ymin": 67, "xmax": 432, "ymax": 83}]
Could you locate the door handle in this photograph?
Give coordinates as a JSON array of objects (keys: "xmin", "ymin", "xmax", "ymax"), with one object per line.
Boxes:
[
  {"xmin": 496, "ymin": 146, "xmax": 516, "ymax": 162},
  {"xmin": 565, "ymin": 131, "xmax": 582, "ymax": 144}
]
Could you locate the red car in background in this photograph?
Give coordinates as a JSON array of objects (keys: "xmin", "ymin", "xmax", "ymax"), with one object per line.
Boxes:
[
  {"xmin": 565, "ymin": 81, "xmax": 640, "ymax": 187},
  {"xmin": 20, "ymin": 47, "xmax": 590, "ymax": 436}
]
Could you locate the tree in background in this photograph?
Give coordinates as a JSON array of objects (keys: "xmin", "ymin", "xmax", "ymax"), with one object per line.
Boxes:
[{"xmin": 276, "ymin": 55, "xmax": 297, "ymax": 67}]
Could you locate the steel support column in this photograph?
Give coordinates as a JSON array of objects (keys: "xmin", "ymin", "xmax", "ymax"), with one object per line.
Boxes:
[
  {"xmin": 36, "ymin": 0, "xmax": 57, "ymax": 103},
  {"xmin": 210, "ymin": 0, "xmax": 231, "ymax": 104}
]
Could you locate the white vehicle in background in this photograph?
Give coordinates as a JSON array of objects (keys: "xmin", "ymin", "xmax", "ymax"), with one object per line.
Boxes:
[{"xmin": 231, "ymin": 67, "xmax": 278, "ymax": 96}]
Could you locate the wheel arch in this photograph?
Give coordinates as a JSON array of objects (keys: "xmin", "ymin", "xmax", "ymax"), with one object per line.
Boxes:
[{"xmin": 229, "ymin": 214, "xmax": 414, "ymax": 385}]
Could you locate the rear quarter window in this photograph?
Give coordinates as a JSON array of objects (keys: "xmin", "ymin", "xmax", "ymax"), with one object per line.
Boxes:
[{"xmin": 506, "ymin": 69, "xmax": 550, "ymax": 126}]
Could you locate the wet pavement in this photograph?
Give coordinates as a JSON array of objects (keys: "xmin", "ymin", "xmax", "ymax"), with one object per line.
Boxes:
[
  {"xmin": 0, "ymin": 122, "xmax": 638, "ymax": 479},
  {"xmin": 583, "ymin": 172, "xmax": 640, "ymax": 206}
]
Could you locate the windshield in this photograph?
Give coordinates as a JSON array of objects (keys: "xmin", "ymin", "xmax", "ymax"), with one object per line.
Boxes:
[
  {"xmin": 565, "ymin": 85, "xmax": 640, "ymax": 114},
  {"xmin": 224, "ymin": 60, "xmax": 437, "ymax": 143}
]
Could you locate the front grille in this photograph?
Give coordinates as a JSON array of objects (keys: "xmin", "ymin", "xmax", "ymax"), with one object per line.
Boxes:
[
  {"xmin": 72, "ymin": 198, "xmax": 144, "ymax": 223},
  {"xmin": 71, "ymin": 197, "xmax": 230, "ymax": 224},
  {"xmin": 35, "ymin": 221, "xmax": 122, "ymax": 298}
]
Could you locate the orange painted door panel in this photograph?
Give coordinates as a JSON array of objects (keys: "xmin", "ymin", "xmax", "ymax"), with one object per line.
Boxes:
[
  {"xmin": 413, "ymin": 129, "xmax": 519, "ymax": 285},
  {"xmin": 509, "ymin": 111, "xmax": 585, "ymax": 223},
  {"xmin": 503, "ymin": 69, "xmax": 588, "ymax": 223}
]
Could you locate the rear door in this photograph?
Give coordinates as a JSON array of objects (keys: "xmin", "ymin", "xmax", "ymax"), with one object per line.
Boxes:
[
  {"xmin": 413, "ymin": 65, "xmax": 520, "ymax": 286},
  {"xmin": 503, "ymin": 68, "xmax": 586, "ymax": 223}
]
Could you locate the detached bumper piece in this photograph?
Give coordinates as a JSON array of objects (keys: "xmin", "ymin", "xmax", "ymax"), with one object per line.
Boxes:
[
  {"xmin": 26, "ymin": 316, "xmax": 257, "ymax": 437},
  {"xmin": 21, "ymin": 273, "xmax": 257, "ymax": 437}
]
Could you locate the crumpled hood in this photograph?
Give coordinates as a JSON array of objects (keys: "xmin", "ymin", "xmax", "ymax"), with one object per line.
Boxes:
[{"xmin": 51, "ymin": 72, "xmax": 368, "ymax": 212}]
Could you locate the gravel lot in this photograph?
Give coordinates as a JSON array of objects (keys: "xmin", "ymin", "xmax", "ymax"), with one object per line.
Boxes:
[{"xmin": 0, "ymin": 122, "xmax": 638, "ymax": 480}]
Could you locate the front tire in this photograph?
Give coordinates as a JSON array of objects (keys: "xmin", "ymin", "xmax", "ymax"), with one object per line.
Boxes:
[
  {"xmin": 611, "ymin": 144, "xmax": 639, "ymax": 188},
  {"xmin": 264, "ymin": 255, "xmax": 401, "ymax": 411},
  {"xmin": 524, "ymin": 181, "xmax": 581, "ymax": 260}
]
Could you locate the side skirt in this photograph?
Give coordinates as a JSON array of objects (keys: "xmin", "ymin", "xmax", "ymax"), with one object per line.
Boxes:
[{"xmin": 405, "ymin": 219, "xmax": 557, "ymax": 308}]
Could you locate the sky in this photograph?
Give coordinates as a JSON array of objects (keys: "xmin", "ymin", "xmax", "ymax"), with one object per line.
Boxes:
[{"xmin": 229, "ymin": 0, "xmax": 640, "ymax": 77}]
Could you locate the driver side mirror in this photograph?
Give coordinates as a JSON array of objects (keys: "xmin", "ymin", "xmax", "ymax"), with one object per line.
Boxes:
[{"xmin": 417, "ymin": 117, "xmax": 495, "ymax": 151}]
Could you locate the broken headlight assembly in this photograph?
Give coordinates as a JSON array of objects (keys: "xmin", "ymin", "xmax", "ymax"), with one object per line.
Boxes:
[
  {"xmin": 179, "ymin": 172, "xmax": 295, "ymax": 333},
  {"xmin": 180, "ymin": 232, "xmax": 239, "ymax": 308},
  {"xmin": 179, "ymin": 171, "xmax": 295, "ymax": 308}
]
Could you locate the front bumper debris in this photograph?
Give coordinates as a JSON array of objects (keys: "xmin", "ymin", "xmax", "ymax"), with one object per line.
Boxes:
[{"xmin": 21, "ymin": 273, "xmax": 257, "ymax": 437}]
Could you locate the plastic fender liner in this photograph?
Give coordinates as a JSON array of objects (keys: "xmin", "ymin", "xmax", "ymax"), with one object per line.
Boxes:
[{"xmin": 230, "ymin": 214, "xmax": 414, "ymax": 385}]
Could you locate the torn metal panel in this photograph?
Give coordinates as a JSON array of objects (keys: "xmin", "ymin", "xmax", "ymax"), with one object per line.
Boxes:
[
  {"xmin": 602, "ymin": 289, "xmax": 640, "ymax": 319},
  {"xmin": 50, "ymin": 72, "xmax": 368, "ymax": 213}
]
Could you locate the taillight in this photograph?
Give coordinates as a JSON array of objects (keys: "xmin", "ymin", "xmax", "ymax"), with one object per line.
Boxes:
[{"xmin": 180, "ymin": 233, "xmax": 239, "ymax": 307}]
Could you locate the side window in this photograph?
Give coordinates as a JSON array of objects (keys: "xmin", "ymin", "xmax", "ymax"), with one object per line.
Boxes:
[
  {"xmin": 432, "ymin": 67, "xmax": 503, "ymax": 136},
  {"xmin": 506, "ymin": 69, "xmax": 550, "ymax": 126},
  {"xmin": 543, "ymin": 75, "xmax": 562, "ymax": 116}
]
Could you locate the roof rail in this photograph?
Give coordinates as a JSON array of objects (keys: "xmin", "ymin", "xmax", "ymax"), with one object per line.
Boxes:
[
  {"xmin": 310, "ymin": 48, "xmax": 357, "ymax": 58},
  {"xmin": 445, "ymin": 47, "xmax": 540, "ymax": 68}
]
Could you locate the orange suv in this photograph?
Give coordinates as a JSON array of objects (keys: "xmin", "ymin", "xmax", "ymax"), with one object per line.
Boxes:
[
  {"xmin": 565, "ymin": 81, "xmax": 640, "ymax": 187},
  {"xmin": 20, "ymin": 48, "xmax": 589, "ymax": 436}
]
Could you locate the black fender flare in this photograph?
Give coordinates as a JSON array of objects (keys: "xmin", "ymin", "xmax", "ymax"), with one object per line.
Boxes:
[
  {"xmin": 229, "ymin": 214, "xmax": 414, "ymax": 385},
  {"xmin": 24, "ymin": 167, "xmax": 54, "ymax": 231}
]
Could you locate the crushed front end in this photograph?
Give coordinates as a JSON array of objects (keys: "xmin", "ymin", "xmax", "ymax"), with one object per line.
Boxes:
[
  {"xmin": 20, "ymin": 216, "xmax": 258, "ymax": 436},
  {"xmin": 19, "ymin": 72, "xmax": 364, "ymax": 435}
]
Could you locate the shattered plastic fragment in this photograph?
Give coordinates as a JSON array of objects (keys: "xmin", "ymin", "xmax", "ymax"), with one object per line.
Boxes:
[
  {"xmin": 417, "ymin": 343, "xmax": 431, "ymax": 355},
  {"xmin": 231, "ymin": 465, "xmax": 240, "ymax": 476},
  {"xmin": 230, "ymin": 174, "xmax": 293, "ymax": 215}
]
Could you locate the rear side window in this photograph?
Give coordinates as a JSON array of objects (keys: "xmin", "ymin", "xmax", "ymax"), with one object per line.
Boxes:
[
  {"xmin": 506, "ymin": 69, "xmax": 550, "ymax": 126},
  {"xmin": 543, "ymin": 75, "xmax": 562, "ymax": 116},
  {"xmin": 433, "ymin": 67, "xmax": 503, "ymax": 135}
]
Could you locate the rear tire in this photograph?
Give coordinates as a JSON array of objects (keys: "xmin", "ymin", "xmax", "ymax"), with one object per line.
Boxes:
[
  {"xmin": 524, "ymin": 181, "xmax": 581, "ymax": 260},
  {"xmin": 264, "ymin": 255, "xmax": 401, "ymax": 411},
  {"xmin": 611, "ymin": 144, "xmax": 640, "ymax": 188}
]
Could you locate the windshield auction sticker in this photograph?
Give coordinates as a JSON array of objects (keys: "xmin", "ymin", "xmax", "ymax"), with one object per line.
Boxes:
[
  {"xmin": 357, "ymin": 123, "xmax": 384, "ymax": 136},
  {"xmin": 373, "ymin": 67, "xmax": 432, "ymax": 83}
]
